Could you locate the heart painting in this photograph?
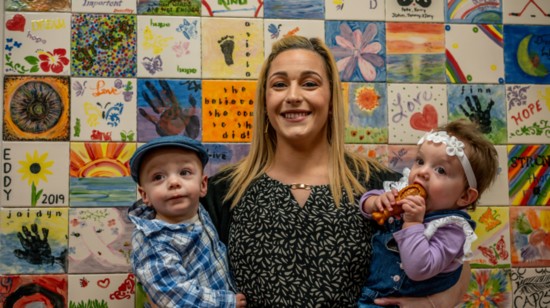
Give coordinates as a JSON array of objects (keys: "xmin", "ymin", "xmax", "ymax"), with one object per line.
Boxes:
[
  {"xmin": 410, "ymin": 104, "xmax": 438, "ymax": 131},
  {"xmin": 6, "ymin": 14, "xmax": 26, "ymax": 32}
]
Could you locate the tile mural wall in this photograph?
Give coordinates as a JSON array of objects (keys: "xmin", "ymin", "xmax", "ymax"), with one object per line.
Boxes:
[{"xmin": 1, "ymin": 0, "xmax": 550, "ymax": 307}]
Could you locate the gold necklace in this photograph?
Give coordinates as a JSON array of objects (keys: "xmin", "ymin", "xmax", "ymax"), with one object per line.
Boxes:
[{"xmin": 289, "ymin": 183, "xmax": 312, "ymax": 190}]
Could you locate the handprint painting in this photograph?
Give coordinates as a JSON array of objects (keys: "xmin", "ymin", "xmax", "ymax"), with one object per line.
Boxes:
[
  {"xmin": 137, "ymin": 79, "xmax": 202, "ymax": 141},
  {"xmin": 0, "ymin": 208, "xmax": 68, "ymax": 274},
  {"xmin": 447, "ymin": 84, "xmax": 507, "ymax": 144}
]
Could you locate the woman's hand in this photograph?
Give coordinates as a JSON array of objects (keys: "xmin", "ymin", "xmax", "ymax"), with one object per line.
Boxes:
[{"xmin": 374, "ymin": 262, "xmax": 470, "ymax": 307}]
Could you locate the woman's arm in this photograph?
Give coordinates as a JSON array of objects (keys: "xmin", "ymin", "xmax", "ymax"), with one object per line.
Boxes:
[{"xmin": 374, "ymin": 262, "xmax": 470, "ymax": 308}]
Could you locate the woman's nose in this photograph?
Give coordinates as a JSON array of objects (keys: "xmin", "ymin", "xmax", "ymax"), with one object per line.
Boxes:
[{"xmin": 285, "ymin": 83, "xmax": 302, "ymax": 104}]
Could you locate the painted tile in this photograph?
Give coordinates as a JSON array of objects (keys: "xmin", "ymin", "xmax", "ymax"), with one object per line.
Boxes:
[
  {"xmin": 507, "ymin": 84, "xmax": 550, "ymax": 144},
  {"xmin": 386, "ymin": 144, "xmax": 417, "ymax": 174},
  {"xmin": 386, "ymin": 22, "xmax": 445, "ymax": 83},
  {"xmin": 201, "ymin": 17, "xmax": 264, "ymax": 79},
  {"xmin": 72, "ymin": 0, "xmax": 136, "ymax": 14},
  {"xmin": 138, "ymin": 0, "xmax": 201, "ymax": 15},
  {"xmin": 504, "ymin": 25, "xmax": 550, "ymax": 85},
  {"xmin": 71, "ymin": 14, "xmax": 137, "ymax": 78},
  {"xmin": 345, "ymin": 82, "xmax": 388, "ymax": 144},
  {"xmin": 137, "ymin": 79, "xmax": 202, "ymax": 142},
  {"xmin": 460, "ymin": 268, "xmax": 512, "ymax": 308},
  {"xmin": 3, "ymin": 76, "xmax": 70, "ymax": 141},
  {"xmin": 0, "ymin": 274, "xmax": 68, "ymax": 307},
  {"xmin": 264, "ymin": 0, "xmax": 324, "ymax": 19},
  {"xmin": 510, "ymin": 267, "xmax": 550, "ymax": 307},
  {"xmin": 69, "ymin": 142, "xmax": 136, "ymax": 207},
  {"xmin": 346, "ymin": 144, "xmax": 389, "ymax": 166},
  {"xmin": 502, "ymin": 0, "xmax": 550, "ymax": 25},
  {"xmin": 68, "ymin": 207, "xmax": 133, "ymax": 273},
  {"xmin": 326, "ymin": 21, "xmax": 386, "ymax": 82},
  {"xmin": 204, "ymin": 143, "xmax": 251, "ymax": 177},
  {"xmin": 4, "ymin": 13, "xmax": 70, "ymax": 76},
  {"xmin": 0, "ymin": 207, "xmax": 68, "ymax": 274},
  {"xmin": 1, "ymin": 142, "xmax": 69, "ymax": 207},
  {"xmin": 263, "ymin": 19, "xmax": 325, "ymax": 57},
  {"xmin": 508, "ymin": 144, "xmax": 550, "ymax": 206},
  {"xmin": 470, "ymin": 206, "xmax": 511, "ymax": 268},
  {"xmin": 447, "ymin": 84, "xmax": 507, "ymax": 144},
  {"xmin": 71, "ymin": 77, "xmax": 137, "ymax": 142},
  {"xmin": 445, "ymin": 24, "xmax": 504, "ymax": 84},
  {"xmin": 510, "ymin": 207, "xmax": 550, "ymax": 267},
  {"xmin": 137, "ymin": 16, "xmax": 201, "ymax": 78},
  {"xmin": 325, "ymin": 0, "xmax": 385, "ymax": 21},
  {"xmin": 387, "ymin": 84, "xmax": 448, "ymax": 144},
  {"xmin": 5, "ymin": 0, "xmax": 70, "ymax": 11},
  {"xmin": 386, "ymin": 0, "xmax": 444, "ymax": 22},
  {"xmin": 201, "ymin": 0, "xmax": 264, "ymax": 17},
  {"xmin": 201, "ymin": 80, "xmax": 256, "ymax": 143},
  {"xmin": 68, "ymin": 273, "xmax": 136, "ymax": 307},
  {"xmin": 445, "ymin": 0, "xmax": 502, "ymax": 24},
  {"xmin": 478, "ymin": 145, "xmax": 510, "ymax": 206}
]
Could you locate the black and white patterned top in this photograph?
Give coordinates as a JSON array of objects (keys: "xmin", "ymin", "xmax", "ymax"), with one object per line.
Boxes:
[{"xmin": 228, "ymin": 173, "xmax": 375, "ymax": 307}]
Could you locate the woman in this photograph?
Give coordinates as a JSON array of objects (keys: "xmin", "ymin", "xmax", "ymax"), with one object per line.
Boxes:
[{"xmin": 201, "ymin": 35, "xmax": 469, "ymax": 307}]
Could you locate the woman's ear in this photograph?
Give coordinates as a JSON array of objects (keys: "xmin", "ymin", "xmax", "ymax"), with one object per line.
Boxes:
[{"xmin": 458, "ymin": 187, "xmax": 478, "ymax": 207}]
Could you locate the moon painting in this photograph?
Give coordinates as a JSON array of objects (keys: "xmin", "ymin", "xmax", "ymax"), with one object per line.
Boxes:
[{"xmin": 504, "ymin": 25, "xmax": 550, "ymax": 84}]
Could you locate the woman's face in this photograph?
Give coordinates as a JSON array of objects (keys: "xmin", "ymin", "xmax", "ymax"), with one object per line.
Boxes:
[{"xmin": 265, "ymin": 49, "xmax": 332, "ymax": 145}]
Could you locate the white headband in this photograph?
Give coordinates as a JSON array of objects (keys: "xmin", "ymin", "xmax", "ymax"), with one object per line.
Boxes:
[{"xmin": 418, "ymin": 131, "xmax": 477, "ymax": 189}]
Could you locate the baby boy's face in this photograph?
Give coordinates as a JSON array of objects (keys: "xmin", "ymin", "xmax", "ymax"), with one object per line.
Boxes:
[{"xmin": 138, "ymin": 147, "xmax": 207, "ymax": 223}]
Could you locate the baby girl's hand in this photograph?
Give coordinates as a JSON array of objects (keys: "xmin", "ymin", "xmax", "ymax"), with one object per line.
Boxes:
[{"xmin": 401, "ymin": 195, "xmax": 426, "ymax": 225}]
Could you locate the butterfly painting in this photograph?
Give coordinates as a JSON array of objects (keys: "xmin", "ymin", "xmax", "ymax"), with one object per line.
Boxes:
[
  {"xmin": 172, "ymin": 41, "xmax": 190, "ymax": 58},
  {"xmin": 479, "ymin": 207, "xmax": 502, "ymax": 232},
  {"xmin": 142, "ymin": 56, "xmax": 163, "ymax": 75},
  {"xmin": 73, "ymin": 80, "xmax": 88, "ymax": 97},
  {"xmin": 84, "ymin": 102, "xmax": 124, "ymax": 127},
  {"xmin": 176, "ymin": 19, "xmax": 199, "ymax": 40},
  {"xmin": 142, "ymin": 26, "xmax": 173, "ymax": 55},
  {"xmin": 120, "ymin": 130, "xmax": 135, "ymax": 142},
  {"xmin": 268, "ymin": 23, "xmax": 281, "ymax": 39},
  {"xmin": 478, "ymin": 235, "xmax": 509, "ymax": 266}
]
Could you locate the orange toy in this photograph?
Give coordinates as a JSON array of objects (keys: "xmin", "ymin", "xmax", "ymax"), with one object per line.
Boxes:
[{"xmin": 371, "ymin": 183, "xmax": 427, "ymax": 225}]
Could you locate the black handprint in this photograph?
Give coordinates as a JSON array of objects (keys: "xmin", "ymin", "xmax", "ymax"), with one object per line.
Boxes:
[
  {"xmin": 139, "ymin": 80, "xmax": 200, "ymax": 138},
  {"xmin": 14, "ymin": 224, "xmax": 66, "ymax": 267},
  {"xmin": 459, "ymin": 95, "xmax": 494, "ymax": 134}
]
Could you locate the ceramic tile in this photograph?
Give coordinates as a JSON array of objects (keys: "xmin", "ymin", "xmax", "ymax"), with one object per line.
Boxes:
[
  {"xmin": 445, "ymin": 23, "xmax": 504, "ymax": 84},
  {"xmin": 447, "ymin": 84, "xmax": 507, "ymax": 144},
  {"xmin": 504, "ymin": 25, "xmax": 550, "ymax": 85},
  {"xmin": 263, "ymin": 19, "xmax": 325, "ymax": 56},
  {"xmin": 0, "ymin": 274, "xmax": 68, "ymax": 306},
  {"xmin": 71, "ymin": 14, "xmax": 137, "ymax": 78},
  {"xmin": 264, "ymin": 0, "xmax": 323, "ymax": 19},
  {"xmin": 201, "ymin": 0, "xmax": 264, "ymax": 17},
  {"xmin": 137, "ymin": 16, "xmax": 201, "ymax": 78},
  {"xmin": 479, "ymin": 145, "xmax": 510, "ymax": 206},
  {"xmin": 68, "ymin": 273, "xmax": 136, "ymax": 307},
  {"xmin": 508, "ymin": 144, "xmax": 550, "ymax": 206},
  {"xmin": 386, "ymin": 0, "xmax": 444, "ymax": 22},
  {"xmin": 138, "ymin": 0, "xmax": 201, "ymax": 15},
  {"xmin": 386, "ymin": 22, "xmax": 446, "ymax": 83},
  {"xmin": 5, "ymin": 0, "xmax": 70, "ymax": 11},
  {"xmin": 345, "ymin": 82, "xmax": 388, "ymax": 144},
  {"xmin": 69, "ymin": 142, "xmax": 137, "ymax": 207},
  {"xmin": 325, "ymin": 21, "xmax": 386, "ymax": 82},
  {"xmin": 325, "ymin": 0, "xmax": 385, "ymax": 21},
  {"xmin": 510, "ymin": 267, "xmax": 550, "ymax": 307},
  {"xmin": 1, "ymin": 141, "xmax": 69, "ymax": 207},
  {"xmin": 201, "ymin": 17, "xmax": 264, "ymax": 79},
  {"xmin": 136, "ymin": 79, "xmax": 202, "ymax": 141},
  {"xmin": 507, "ymin": 84, "xmax": 550, "ymax": 144},
  {"xmin": 71, "ymin": 77, "xmax": 137, "ymax": 142},
  {"xmin": 204, "ymin": 143, "xmax": 251, "ymax": 177},
  {"xmin": 68, "ymin": 207, "xmax": 133, "ymax": 273},
  {"xmin": 510, "ymin": 207, "xmax": 550, "ymax": 267},
  {"xmin": 72, "ymin": 0, "xmax": 136, "ymax": 14},
  {"xmin": 346, "ymin": 144, "xmax": 389, "ymax": 166},
  {"xmin": 470, "ymin": 206, "xmax": 511, "ymax": 268},
  {"xmin": 460, "ymin": 268, "xmax": 512, "ymax": 308},
  {"xmin": 386, "ymin": 144, "xmax": 417, "ymax": 174},
  {"xmin": 201, "ymin": 80, "xmax": 256, "ymax": 143},
  {"xmin": 445, "ymin": 0, "xmax": 503, "ymax": 24},
  {"xmin": 4, "ymin": 12, "xmax": 71, "ymax": 75},
  {"xmin": 387, "ymin": 83, "xmax": 448, "ymax": 144},
  {"xmin": 3, "ymin": 76, "xmax": 70, "ymax": 141},
  {"xmin": 502, "ymin": 0, "xmax": 550, "ymax": 25},
  {"xmin": 0, "ymin": 207, "xmax": 68, "ymax": 274}
]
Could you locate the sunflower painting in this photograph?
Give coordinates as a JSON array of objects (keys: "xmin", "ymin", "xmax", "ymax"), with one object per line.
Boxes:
[
  {"xmin": 3, "ymin": 76, "xmax": 70, "ymax": 141},
  {"xmin": 69, "ymin": 142, "xmax": 136, "ymax": 207}
]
